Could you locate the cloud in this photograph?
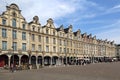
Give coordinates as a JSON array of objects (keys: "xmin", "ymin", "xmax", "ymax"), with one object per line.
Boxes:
[
  {"xmin": 112, "ymin": 4, "xmax": 120, "ymax": 9},
  {"xmin": 94, "ymin": 20, "xmax": 120, "ymax": 44},
  {"xmin": 0, "ymin": 0, "xmax": 100, "ymax": 24}
]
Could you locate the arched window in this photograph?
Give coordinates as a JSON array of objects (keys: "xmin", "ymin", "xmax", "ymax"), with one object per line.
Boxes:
[{"xmin": 12, "ymin": 19, "xmax": 16, "ymax": 27}]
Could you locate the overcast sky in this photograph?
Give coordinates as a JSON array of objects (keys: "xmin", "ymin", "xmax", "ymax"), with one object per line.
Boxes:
[{"xmin": 0, "ymin": 0, "xmax": 120, "ymax": 44}]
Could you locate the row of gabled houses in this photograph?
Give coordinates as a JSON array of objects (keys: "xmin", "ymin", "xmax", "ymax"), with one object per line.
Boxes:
[{"xmin": 0, "ymin": 3, "xmax": 117, "ymax": 67}]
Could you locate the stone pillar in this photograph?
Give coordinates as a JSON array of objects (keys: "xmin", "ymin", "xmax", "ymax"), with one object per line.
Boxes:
[
  {"xmin": 42, "ymin": 56, "xmax": 44, "ymax": 67},
  {"xmin": 18, "ymin": 55, "xmax": 22, "ymax": 66},
  {"xmin": 36, "ymin": 56, "xmax": 39, "ymax": 69},
  {"xmin": 42, "ymin": 51, "xmax": 45, "ymax": 67},
  {"xmin": 8, "ymin": 55, "xmax": 11, "ymax": 68},
  {"xmin": 50, "ymin": 56, "xmax": 52, "ymax": 66}
]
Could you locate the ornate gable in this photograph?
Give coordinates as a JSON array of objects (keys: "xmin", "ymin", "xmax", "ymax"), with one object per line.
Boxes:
[{"xmin": 45, "ymin": 18, "xmax": 55, "ymax": 28}]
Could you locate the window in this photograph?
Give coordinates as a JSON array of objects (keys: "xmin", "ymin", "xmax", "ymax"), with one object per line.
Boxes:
[
  {"xmin": 53, "ymin": 46, "xmax": 56, "ymax": 52},
  {"xmin": 33, "ymin": 27, "xmax": 35, "ymax": 31},
  {"xmin": 38, "ymin": 35, "xmax": 41, "ymax": 42},
  {"xmin": 46, "ymin": 46, "xmax": 49, "ymax": 52},
  {"xmin": 22, "ymin": 32, "xmax": 26, "ymax": 40},
  {"xmin": 22, "ymin": 24, "xmax": 25, "ymax": 29},
  {"xmin": 38, "ymin": 45, "xmax": 41, "ymax": 52},
  {"xmin": 38, "ymin": 28, "xmax": 40, "ymax": 32},
  {"xmin": 22, "ymin": 43, "xmax": 26, "ymax": 51},
  {"xmin": 71, "ymin": 41, "xmax": 72, "ymax": 46},
  {"xmin": 46, "ymin": 37, "xmax": 49, "ymax": 43},
  {"xmin": 13, "ymin": 42, "xmax": 17, "ymax": 51},
  {"xmin": 60, "ymin": 47, "xmax": 62, "ymax": 53},
  {"xmin": 32, "ymin": 34, "xmax": 35, "ymax": 41},
  {"xmin": 12, "ymin": 30, "xmax": 17, "ymax": 39},
  {"xmin": 74, "ymin": 49, "xmax": 75, "ymax": 53},
  {"xmin": 64, "ymin": 40, "xmax": 66, "ymax": 46},
  {"xmin": 67, "ymin": 48, "xmax": 69, "ymax": 53},
  {"xmin": 53, "ymin": 31, "xmax": 55, "ymax": 35},
  {"xmin": 60, "ymin": 39, "xmax": 62, "ymax": 45},
  {"xmin": 2, "ymin": 19, "xmax": 6, "ymax": 25},
  {"xmin": 64, "ymin": 48, "xmax": 66, "ymax": 53},
  {"xmin": 32, "ymin": 44, "xmax": 35, "ymax": 51},
  {"xmin": 71, "ymin": 49, "xmax": 72, "ymax": 53},
  {"xmin": 2, "ymin": 41, "xmax": 7, "ymax": 50},
  {"xmin": 46, "ymin": 29, "xmax": 48, "ymax": 34},
  {"xmin": 53, "ymin": 38, "xmax": 56, "ymax": 44},
  {"xmin": 12, "ymin": 19, "xmax": 16, "ymax": 27},
  {"xmin": 2, "ymin": 28, "xmax": 7, "ymax": 38}
]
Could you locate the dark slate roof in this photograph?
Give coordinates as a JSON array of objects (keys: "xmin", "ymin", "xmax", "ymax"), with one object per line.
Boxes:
[
  {"xmin": 73, "ymin": 32, "xmax": 77, "ymax": 36},
  {"xmin": 64, "ymin": 28, "xmax": 69, "ymax": 33}
]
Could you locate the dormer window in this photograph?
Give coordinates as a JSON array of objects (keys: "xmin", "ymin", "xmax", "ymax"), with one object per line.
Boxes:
[
  {"xmin": 22, "ymin": 24, "xmax": 25, "ymax": 29},
  {"xmin": 12, "ymin": 18, "xmax": 16, "ymax": 27},
  {"xmin": 38, "ymin": 27, "xmax": 40, "ymax": 32},
  {"xmin": 32, "ymin": 26, "xmax": 35, "ymax": 31},
  {"xmin": 2, "ymin": 19, "xmax": 6, "ymax": 25},
  {"xmin": 46, "ymin": 29, "xmax": 49, "ymax": 34},
  {"xmin": 53, "ymin": 31, "xmax": 55, "ymax": 35}
]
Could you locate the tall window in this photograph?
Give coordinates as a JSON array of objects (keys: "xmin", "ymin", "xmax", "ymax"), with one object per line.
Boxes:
[
  {"xmin": 32, "ymin": 34, "xmax": 35, "ymax": 41},
  {"xmin": 64, "ymin": 48, "xmax": 66, "ymax": 53},
  {"xmin": 38, "ymin": 45, "xmax": 41, "ymax": 52},
  {"xmin": 12, "ymin": 19, "xmax": 16, "ymax": 27},
  {"xmin": 60, "ymin": 47, "xmax": 62, "ymax": 53},
  {"xmin": 22, "ymin": 32, "xmax": 26, "ymax": 40},
  {"xmin": 38, "ymin": 35, "xmax": 41, "ymax": 42},
  {"xmin": 22, "ymin": 43, "xmax": 26, "ymax": 51},
  {"xmin": 46, "ymin": 29, "xmax": 48, "ymax": 34},
  {"xmin": 2, "ymin": 19, "xmax": 6, "ymax": 25},
  {"xmin": 53, "ymin": 38, "xmax": 56, "ymax": 44},
  {"xmin": 22, "ymin": 24, "xmax": 25, "ymax": 29},
  {"xmin": 2, "ymin": 28, "xmax": 7, "ymax": 38},
  {"xmin": 64, "ymin": 40, "xmax": 66, "ymax": 46},
  {"xmin": 60, "ymin": 39, "xmax": 62, "ymax": 45},
  {"xmin": 46, "ymin": 46, "xmax": 49, "ymax": 52},
  {"xmin": 71, "ymin": 49, "xmax": 72, "ymax": 53},
  {"xmin": 2, "ymin": 41, "xmax": 7, "ymax": 50},
  {"xmin": 13, "ymin": 42, "xmax": 17, "ymax": 51},
  {"xmin": 53, "ymin": 31, "xmax": 55, "ymax": 35},
  {"xmin": 67, "ymin": 48, "xmax": 69, "ymax": 53},
  {"xmin": 32, "ymin": 44, "xmax": 35, "ymax": 51},
  {"xmin": 53, "ymin": 46, "xmax": 56, "ymax": 52},
  {"xmin": 12, "ymin": 30, "xmax": 17, "ymax": 39},
  {"xmin": 46, "ymin": 37, "xmax": 49, "ymax": 43}
]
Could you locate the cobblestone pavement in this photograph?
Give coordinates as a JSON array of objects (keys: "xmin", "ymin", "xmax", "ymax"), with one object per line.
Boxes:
[{"xmin": 0, "ymin": 62, "xmax": 120, "ymax": 80}]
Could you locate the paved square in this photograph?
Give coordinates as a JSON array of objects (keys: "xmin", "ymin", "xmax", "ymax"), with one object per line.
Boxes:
[{"xmin": 0, "ymin": 62, "xmax": 120, "ymax": 80}]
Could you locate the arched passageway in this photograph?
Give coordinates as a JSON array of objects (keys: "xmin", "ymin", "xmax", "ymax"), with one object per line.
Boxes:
[
  {"xmin": 11, "ymin": 54, "xmax": 19, "ymax": 65},
  {"xmin": 31, "ymin": 56, "xmax": 36, "ymax": 64},
  {"xmin": 0, "ymin": 55, "xmax": 8, "ymax": 67},
  {"xmin": 21, "ymin": 55, "xmax": 29, "ymax": 65},
  {"xmin": 44, "ymin": 56, "xmax": 51, "ymax": 66},
  {"xmin": 52, "ymin": 56, "xmax": 59, "ymax": 65},
  {"xmin": 38, "ymin": 56, "xmax": 42, "ymax": 65}
]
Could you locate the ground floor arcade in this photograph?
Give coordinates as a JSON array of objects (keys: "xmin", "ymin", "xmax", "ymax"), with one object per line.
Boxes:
[{"xmin": 0, "ymin": 53, "xmax": 112, "ymax": 68}]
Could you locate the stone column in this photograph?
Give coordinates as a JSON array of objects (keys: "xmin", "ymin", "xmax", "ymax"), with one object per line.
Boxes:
[
  {"xmin": 50, "ymin": 56, "xmax": 53, "ymax": 66},
  {"xmin": 8, "ymin": 55, "xmax": 11, "ymax": 68},
  {"xmin": 50, "ymin": 52, "xmax": 52, "ymax": 66},
  {"xmin": 18, "ymin": 55, "xmax": 22, "ymax": 66},
  {"xmin": 42, "ymin": 51, "xmax": 45, "ymax": 67}
]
